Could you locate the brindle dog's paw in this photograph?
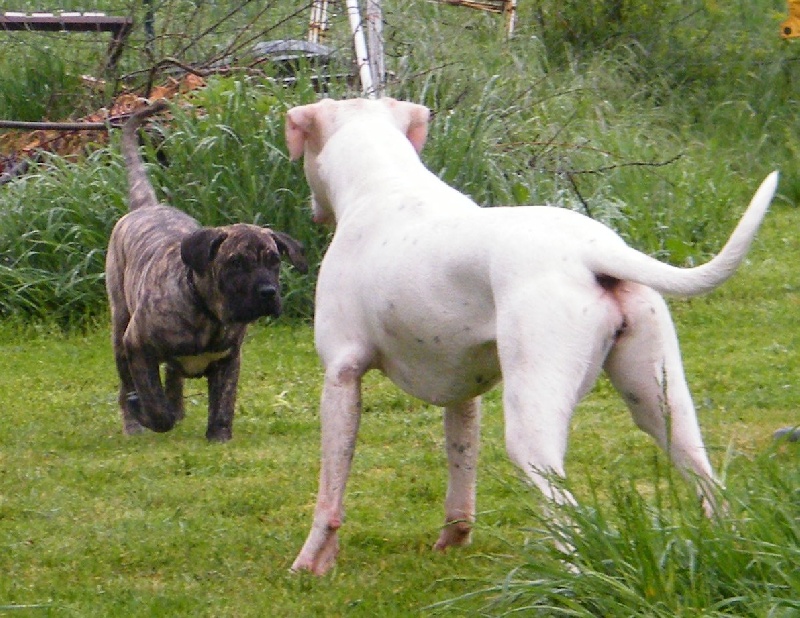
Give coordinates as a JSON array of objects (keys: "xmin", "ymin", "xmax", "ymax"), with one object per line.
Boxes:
[
  {"xmin": 774, "ymin": 427, "xmax": 800, "ymax": 442},
  {"xmin": 206, "ymin": 425, "xmax": 232, "ymax": 443},
  {"xmin": 127, "ymin": 391, "xmax": 177, "ymax": 433},
  {"xmin": 122, "ymin": 419, "xmax": 145, "ymax": 435}
]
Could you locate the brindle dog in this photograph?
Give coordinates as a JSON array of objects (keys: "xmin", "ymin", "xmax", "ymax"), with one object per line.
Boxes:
[{"xmin": 106, "ymin": 100, "xmax": 307, "ymax": 441}]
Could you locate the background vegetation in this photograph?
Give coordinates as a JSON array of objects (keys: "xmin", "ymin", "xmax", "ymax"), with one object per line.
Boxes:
[
  {"xmin": 0, "ymin": 0, "xmax": 797, "ymax": 324},
  {"xmin": 0, "ymin": 0, "xmax": 798, "ymax": 615}
]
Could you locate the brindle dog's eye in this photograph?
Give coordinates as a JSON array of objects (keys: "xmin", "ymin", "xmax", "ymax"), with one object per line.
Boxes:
[
  {"xmin": 265, "ymin": 252, "xmax": 280, "ymax": 267},
  {"xmin": 229, "ymin": 256, "xmax": 247, "ymax": 270}
]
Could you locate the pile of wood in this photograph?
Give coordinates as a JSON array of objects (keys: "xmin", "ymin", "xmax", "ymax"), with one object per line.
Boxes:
[{"xmin": 437, "ymin": 0, "xmax": 516, "ymax": 35}]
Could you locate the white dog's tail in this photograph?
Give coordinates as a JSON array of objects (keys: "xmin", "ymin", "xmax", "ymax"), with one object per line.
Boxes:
[{"xmin": 588, "ymin": 171, "xmax": 779, "ymax": 297}]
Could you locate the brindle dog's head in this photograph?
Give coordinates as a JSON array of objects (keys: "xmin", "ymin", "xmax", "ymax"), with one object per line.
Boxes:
[{"xmin": 180, "ymin": 223, "xmax": 307, "ymax": 324}]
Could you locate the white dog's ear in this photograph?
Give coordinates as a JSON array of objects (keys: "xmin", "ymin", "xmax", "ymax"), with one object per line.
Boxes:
[
  {"xmin": 405, "ymin": 104, "xmax": 430, "ymax": 154},
  {"xmin": 385, "ymin": 99, "xmax": 430, "ymax": 154},
  {"xmin": 285, "ymin": 104, "xmax": 317, "ymax": 161}
]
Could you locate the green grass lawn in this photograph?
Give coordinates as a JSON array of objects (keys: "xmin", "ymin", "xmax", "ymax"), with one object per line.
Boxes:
[
  {"xmin": 0, "ymin": 0, "xmax": 796, "ymax": 614},
  {"xmin": 1, "ymin": 200, "xmax": 798, "ymax": 616}
]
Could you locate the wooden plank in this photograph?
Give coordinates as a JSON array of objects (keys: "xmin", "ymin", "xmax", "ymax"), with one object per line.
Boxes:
[
  {"xmin": 0, "ymin": 12, "xmax": 133, "ymax": 71},
  {"xmin": 0, "ymin": 12, "xmax": 132, "ymax": 35}
]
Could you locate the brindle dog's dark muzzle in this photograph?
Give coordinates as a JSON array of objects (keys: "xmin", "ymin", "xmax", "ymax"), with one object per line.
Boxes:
[
  {"xmin": 227, "ymin": 274, "xmax": 283, "ymax": 323},
  {"xmin": 256, "ymin": 282, "xmax": 281, "ymax": 315}
]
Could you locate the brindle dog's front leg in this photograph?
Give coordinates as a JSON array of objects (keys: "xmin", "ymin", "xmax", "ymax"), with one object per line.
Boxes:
[
  {"xmin": 164, "ymin": 365, "xmax": 186, "ymax": 422},
  {"xmin": 114, "ymin": 346, "xmax": 144, "ymax": 435},
  {"xmin": 125, "ymin": 343, "xmax": 178, "ymax": 432},
  {"xmin": 205, "ymin": 352, "xmax": 241, "ymax": 442}
]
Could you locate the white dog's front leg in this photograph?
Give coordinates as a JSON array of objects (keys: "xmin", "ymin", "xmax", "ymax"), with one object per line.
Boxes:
[
  {"xmin": 292, "ymin": 363, "xmax": 363, "ymax": 575},
  {"xmin": 434, "ymin": 397, "xmax": 481, "ymax": 551}
]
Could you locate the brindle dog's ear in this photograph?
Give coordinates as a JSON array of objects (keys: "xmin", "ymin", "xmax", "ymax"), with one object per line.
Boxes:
[
  {"xmin": 181, "ymin": 229, "xmax": 228, "ymax": 275},
  {"xmin": 271, "ymin": 230, "xmax": 308, "ymax": 274}
]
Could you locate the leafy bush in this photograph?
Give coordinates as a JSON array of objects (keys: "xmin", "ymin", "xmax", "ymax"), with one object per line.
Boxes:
[{"xmin": 0, "ymin": 149, "xmax": 123, "ymax": 324}]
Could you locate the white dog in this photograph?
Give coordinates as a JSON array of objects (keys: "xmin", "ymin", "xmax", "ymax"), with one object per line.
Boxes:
[{"xmin": 285, "ymin": 97, "xmax": 778, "ymax": 575}]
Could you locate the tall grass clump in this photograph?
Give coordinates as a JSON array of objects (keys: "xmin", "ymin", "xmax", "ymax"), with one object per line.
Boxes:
[
  {"xmin": 0, "ymin": 45, "xmax": 88, "ymax": 121},
  {"xmin": 0, "ymin": 149, "xmax": 125, "ymax": 325},
  {"xmin": 523, "ymin": 0, "xmax": 799, "ymax": 190},
  {"xmin": 151, "ymin": 76, "xmax": 320, "ymax": 237},
  {"xmin": 394, "ymin": 29, "xmax": 769, "ymax": 266},
  {"xmin": 435, "ymin": 449, "xmax": 800, "ymax": 616}
]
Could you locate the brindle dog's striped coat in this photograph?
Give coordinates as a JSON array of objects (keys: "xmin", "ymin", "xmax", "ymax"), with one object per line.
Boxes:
[{"xmin": 105, "ymin": 101, "xmax": 307, "ymax": 441}]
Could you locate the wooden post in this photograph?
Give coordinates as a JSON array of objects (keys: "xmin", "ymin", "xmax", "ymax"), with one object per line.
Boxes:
[
  {"xmin": 366, "ymin": 0, "xmax": 385, "ymax": 97},
  {"xmin": 308, "ymin": 0, "xmax": 330, "ymax": 43}
]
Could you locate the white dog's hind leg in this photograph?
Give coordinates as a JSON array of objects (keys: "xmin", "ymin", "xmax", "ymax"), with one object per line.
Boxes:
[
  {"xmin": 292, "ymin": 359, "xmax": 364, "ymax": 575},
  {"xmin": 604, "ymin": 283, "xmax": 719, "ymax": 516},
  {"xmin": 498, "ymin": 309, "xmax": 610, "ymax": 558},
  {"xmin": 434, "ymin": 397, "xmax": 481, "ymax": 551},
  {"xmin": 497, "ymin": 285, "xmax": 620, "ymax": 509}
]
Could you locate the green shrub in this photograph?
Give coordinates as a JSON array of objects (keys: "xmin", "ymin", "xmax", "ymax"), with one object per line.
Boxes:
[{"xmin": 0, "ymin": 149, "xmax": 123, "ymax": 325}]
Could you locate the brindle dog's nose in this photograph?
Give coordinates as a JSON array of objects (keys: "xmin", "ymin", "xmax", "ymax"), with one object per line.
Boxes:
[{"xmin": 257, "ymin": 284, "xmax": 277, "ymax": 301}]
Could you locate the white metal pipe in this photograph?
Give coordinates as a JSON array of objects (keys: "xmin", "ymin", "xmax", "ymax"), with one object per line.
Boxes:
[
  {"xmin": 505, "ymin": 0, "xmax": 517, "ymax": 37},
  {"xmin": 346, "ymin": 0, "xmax": 376, "ymax": 97}
]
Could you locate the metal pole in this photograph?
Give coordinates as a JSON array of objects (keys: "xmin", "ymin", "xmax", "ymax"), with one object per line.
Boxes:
[
  {"xmin": 505, "ymin": 0, "xmax": 517, "ymax": 37},
  {"xmin": 346, "ymin": 0, "xmax": 375, "ymax": 97}
]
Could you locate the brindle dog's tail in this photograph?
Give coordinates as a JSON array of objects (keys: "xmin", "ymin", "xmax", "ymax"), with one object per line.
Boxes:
[{"xmin": 122, "ymin": 99, "xmax": 169, "ymax": 211}]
